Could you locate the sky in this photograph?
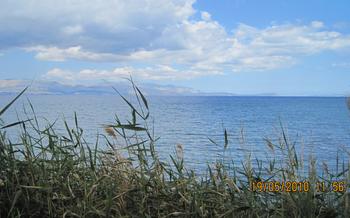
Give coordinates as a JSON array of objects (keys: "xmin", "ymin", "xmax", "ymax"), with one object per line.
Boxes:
[{"xmin": 0, "ymin": 0, "xmax": 350, "ymax": 96}]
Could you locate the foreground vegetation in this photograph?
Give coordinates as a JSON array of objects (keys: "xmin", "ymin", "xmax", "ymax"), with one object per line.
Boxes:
[{"xmin": 0, "ymin": 83, "xmax": 349, "ymax": 217}]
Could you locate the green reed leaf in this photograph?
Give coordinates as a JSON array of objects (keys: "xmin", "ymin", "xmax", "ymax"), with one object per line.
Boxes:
[{"xmin": 0, "ymin": 86, "xmax": 28, "ymax": 117}]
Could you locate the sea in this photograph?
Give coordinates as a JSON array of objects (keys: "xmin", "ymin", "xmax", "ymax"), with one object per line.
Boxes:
[{"xmin": 1, "ymin": 94, "xmax": 350, "ymax": 173}]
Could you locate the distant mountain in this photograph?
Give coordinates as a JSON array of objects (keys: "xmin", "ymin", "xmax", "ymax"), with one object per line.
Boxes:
[{"xmin": 0, "ymin": 80, "xmax": 236, "ymax": 96}]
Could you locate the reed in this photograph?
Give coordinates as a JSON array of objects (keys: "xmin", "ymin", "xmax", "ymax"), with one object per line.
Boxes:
[{"xmin": 0, "ymin": 83, "xmax": 349, "ymax": 217}]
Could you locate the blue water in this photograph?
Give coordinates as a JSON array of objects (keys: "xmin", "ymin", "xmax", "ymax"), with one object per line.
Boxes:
[{"xmin": 1, "ymin": 94, "xmax": 350, "ymax": 171}]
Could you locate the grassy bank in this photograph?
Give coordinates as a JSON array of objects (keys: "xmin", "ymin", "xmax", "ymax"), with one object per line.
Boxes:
[{"xmin": 0, "ymin": 83, "xmax": 349, "ymax": 217}]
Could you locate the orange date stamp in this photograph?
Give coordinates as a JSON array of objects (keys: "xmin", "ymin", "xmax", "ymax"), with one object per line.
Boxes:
[{"xmin": 250, "ymin": 180, "xmax": 346, "ymax": 193}]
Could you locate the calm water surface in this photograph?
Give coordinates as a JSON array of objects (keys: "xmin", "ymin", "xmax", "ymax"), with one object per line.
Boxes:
[{"xmin": 1, "ymin": 95, "xmax": 350, "ymax": 171}]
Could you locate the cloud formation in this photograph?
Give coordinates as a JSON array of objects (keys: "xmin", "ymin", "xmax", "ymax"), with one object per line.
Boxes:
[
  {"xmin": 0, "ymin": 0, "xmax": 195, "ymax": 52},
  {"xmin": 1, "ymin": 0, "xmax": 350, "ymax": 81},
  {"xmin": 44, "ymin": 66, "xmax": 218, "ymax": 83}
]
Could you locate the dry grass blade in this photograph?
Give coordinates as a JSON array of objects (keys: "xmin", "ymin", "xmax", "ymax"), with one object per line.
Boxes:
[{"xmin": 104, "ymin": 125, "xmax": 116, "ymax": 138}]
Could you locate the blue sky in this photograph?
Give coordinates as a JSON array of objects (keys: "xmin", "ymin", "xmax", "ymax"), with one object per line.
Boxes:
[{"xmin": 0, "ymin": 0, "xmax": 350, "ymax": 96}]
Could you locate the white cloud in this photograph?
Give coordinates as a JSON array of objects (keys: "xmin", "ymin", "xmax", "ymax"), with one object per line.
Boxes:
[
  {"xmin": 26, "ymin": 46, "xmax": 122, "ymax": 62},
  {"xmin": 0, "ymin": 80, "xmax": 22, "ymax": 89},
  {"xmin": 44, "ymin": 65, "xmax": 219, "ymax": 84},
  {"xmin": 200, "ymin": 11, "xmax": 211, "ymax": 21},
  {"xmin": 332, "ymin": 62, "xmax": 350, "ymax": 68},
  {"xmin": 1, "ymin": 1, "xmax": 350, "ymax": 81},
  {"xmin": 32, "ymin": 20, "xmax": 350, "ymax": 80},
  {"xmin": 0, "ymin": 0, "xmax": 195, "ymax": 52},
  {"xmin": 62, "ymin": 25, "xmax": 84, "ymax": 35},
  {"xmin": 311, "ymin": 21, "xmax": 324, "ymax": 29}
]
